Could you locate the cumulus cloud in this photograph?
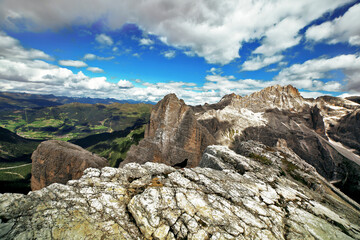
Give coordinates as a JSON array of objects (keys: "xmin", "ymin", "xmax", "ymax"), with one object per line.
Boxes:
[
  {"xmin": 95, "ymin": 33, "xmax": 113, "ymax": 46},
  {"xmin": 87, "ymin": 67, "xmax": 104, "ymax": 73},
  {"xmin": 0, "ymin": 31, "xmax": 52, "ymax": 61},
  {"xmin": 241, "ymin": 55, "xmax": 284, "ymax": 71},
  {"xmin": 162, "ymin": 50, "xmax": 176, "ymax": 59},
  {"xmin": 306, "ymin": 3, "xmax": 360, "ymax": 46},
  {"xmin": 253, "ymin": 17, "xmax": 303, "ymax": 56},
  {"xmin": 0, "ymin": 0, "xmax": 352, "ymax": 65},
  {"xmin": 83, "ymin": 53, "xmax": 114, "ymax": 61},
  {"xmin": 275, "ymin": 54, "xmax": 360, "ymax": 92},
  {"xmin": 202, "ymin": 73, "xmax": 275, "ymax": 96},
  {"xmin": 300, "ymin": 91, "xmax": 326, "ymax": 99},
  {"xmin": 117, "ymin": 79, "xmax": 134, "ymax": 88},
  {"xmin": 139, "ymin": 38, "xmax": 154, "ymax": 45},
  {"xmin": 58, "ymin": 60, "xmax": 88, "ymax": 67}
]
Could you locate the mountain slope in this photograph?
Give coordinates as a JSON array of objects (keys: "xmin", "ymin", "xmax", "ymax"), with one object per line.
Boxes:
[{"xmin": 0, "ymin": 127, "xmax": 40, "ymax": 162}]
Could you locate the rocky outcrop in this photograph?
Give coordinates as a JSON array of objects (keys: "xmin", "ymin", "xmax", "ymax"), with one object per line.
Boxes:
[
  {"xmin": 31, "ymin": 140, "xmax": 108, "ymax": 190},
  {"xmin": 1, "ymin": 141, "xmax": 360, "ymax": 239},
  {"xmin": 123, "ymin": 94, "xmax": 215, "ymax": 168}
]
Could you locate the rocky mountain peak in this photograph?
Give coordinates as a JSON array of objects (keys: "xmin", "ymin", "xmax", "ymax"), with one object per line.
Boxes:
[
  {"xmin": 232, "ymin": 84, "xmax": 305, "ymax": 112},
  {"xmin": 220, "ymin": 93, "xmax": 242, "ymax": 102},
  {"xmin": 249, "ymin": 85, "xmax": 301, "ymax": 100},
  {"xmin": 122, "ymin": 93, "xmax": 215, "ymax": 168}
]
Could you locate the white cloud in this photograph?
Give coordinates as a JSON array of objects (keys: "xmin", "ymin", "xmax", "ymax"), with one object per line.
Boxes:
[
  {"xmin": 139, "ymin": 38, "xmax": 154, "ymax": 45},
  {"xmin": 58, "ymin": 60, "xmax": 88, "ymax": 67},
  {"xmin": 87, "ymin": 67, "xmax": 104, "ymax": 73},
  {"xmin": 0, "ymin": 0, "xmax": 351, "ymax": 65},
  {"xmin": 202, "ymin": 73, "xmax": 275, "ymax": 97},
  {"xmin": 95, "ymin": 33, "xmax": 113, "ymax": 46},
  {"xmin": 242, "ymin": 55, "xmax": 284, "ymax": 71},
  {"xmin": 0, "ymin": 31, "xmax": 52, "ymax": 61},
  {"xmin": 83, "ymin": 53, "xmax": 96, "ymax": 60},
  {"xmin": 299, "ymin": 91, "xmax": 325, "ymax": 99},
  {"xmin": 117, "ymin": 79, "xmax": 134, "ymax": 88},
  {"xmin": 83, "ymin": 53, "xmax": 114, "ymax": 61},
  {"xmin": 163, "ymin": 50, "xmax": 176, "ymax": 59},
  {"xmin": 275, "ymin": 54, "xmax": 360, "ymax": 92},
  {"xmin": 253, "ymin": 17, "xmax": 303, "ymax": 56},
  {"xmin": 306, "ymin": 3, "xmax": 360, "ymax": 46}
]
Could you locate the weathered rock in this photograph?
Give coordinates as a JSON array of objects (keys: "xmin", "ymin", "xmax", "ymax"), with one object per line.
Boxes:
[
  {"xmin": 31, "ymin": 140, "xmax": 108, "ymax": 190},
  {"xmin": 1, "ymin": 141, "xmax": 359, "ymax": 239},
  {"xmin": 123, "ymin": 94, "xmax": 215, "ymax": 168}
]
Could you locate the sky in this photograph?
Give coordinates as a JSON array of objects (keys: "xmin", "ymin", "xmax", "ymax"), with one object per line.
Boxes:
[{"xmin": 0, "ymin": 0, "xmax": 360, "ymax": 105}]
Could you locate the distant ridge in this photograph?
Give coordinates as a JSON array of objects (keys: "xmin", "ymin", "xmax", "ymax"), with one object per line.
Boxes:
[{"xmin": 0, "ymin": 91, "xmax": 155, "ymax": 111}]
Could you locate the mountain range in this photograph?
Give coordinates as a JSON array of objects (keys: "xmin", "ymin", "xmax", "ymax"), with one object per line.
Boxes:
[
  {"xmin": 1, "ymin": 85, "xmax": 360, "ymax": 239},
  {"xmin": 125, "ymin": 85, "xmax": 360, "ymax": 203},
  {"xmin": 0, "ymin": 91, "xmax": 155, "ymax": 111}
]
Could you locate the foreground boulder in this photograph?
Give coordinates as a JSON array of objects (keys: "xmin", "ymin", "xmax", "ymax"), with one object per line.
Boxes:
[
  {"xmin": 1, "ymin": 141, "xmax": 359, "ymax": 239},
  {"xmin": 31, "ymin": 140, "xmax": 108, "ymax": 190}
]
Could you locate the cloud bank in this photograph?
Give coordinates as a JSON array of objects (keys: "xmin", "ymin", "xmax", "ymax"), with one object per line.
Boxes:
[{"xmin": 0, "ymin": 0, "xmax": 352, "ymax": 65}]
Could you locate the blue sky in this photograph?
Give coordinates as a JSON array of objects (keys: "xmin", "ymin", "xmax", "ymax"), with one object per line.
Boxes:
[{"xmin": 0, "ymin": 0, "xmax": 359, "ymax": 105}]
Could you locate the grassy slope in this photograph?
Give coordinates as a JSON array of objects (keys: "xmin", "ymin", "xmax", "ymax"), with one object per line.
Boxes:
[
  {"xmin": 0, "ymin": 102, "xmax": 152, "ymax": 140},
  {"xmin": 0, "ymin": 127, "xmax": 41, "ymax": 162},
  {"xmin": 0, "ymin": 127, "xmax": 40, "ymax": 194},
  {"xmin": 86, "ymin": 126, "xmax": 145, "ymax": 167}
]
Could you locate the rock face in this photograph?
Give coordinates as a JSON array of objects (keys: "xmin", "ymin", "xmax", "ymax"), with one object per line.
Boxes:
[
  {"xmin": 328, "ymin": 109, "xmax": 360, "ymax": 155},
  {"xmin": 123, "ymin": 94, "xmax": 215, "ymax": 168},
  {"xmin": 31, "ymin": 140, "xmax": 108, "ymax": 190},
  {"xmin": 1, "ymin": 141, "xmax": 360, "ymax": 239}
]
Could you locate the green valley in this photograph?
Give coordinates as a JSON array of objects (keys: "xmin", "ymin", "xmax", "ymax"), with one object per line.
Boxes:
[
  {"xmin": 0, "ymin": 102, "xmax": 152, "ymax": 140},
  {"xmin": 0, "ymin": 101, "xmax": 152, "ymax": 194}
]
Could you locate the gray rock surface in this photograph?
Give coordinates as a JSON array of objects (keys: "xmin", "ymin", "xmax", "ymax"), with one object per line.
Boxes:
[
  {"xmin": 1, "ymin": 141, "xmax": 359, "ymax": 239},
  {"xmin": 31, "ymin": 140, "xmax": 108, "ymax": 190}
]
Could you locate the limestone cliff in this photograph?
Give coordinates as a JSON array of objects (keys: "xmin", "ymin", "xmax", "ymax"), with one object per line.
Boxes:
[
  {"xmin": 123, "ymin": 94, "xmax": 215, "ymax": 168},
  {"xmin": 1, "ymin": 141, "xmax": 359, "ymax": 239}
]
